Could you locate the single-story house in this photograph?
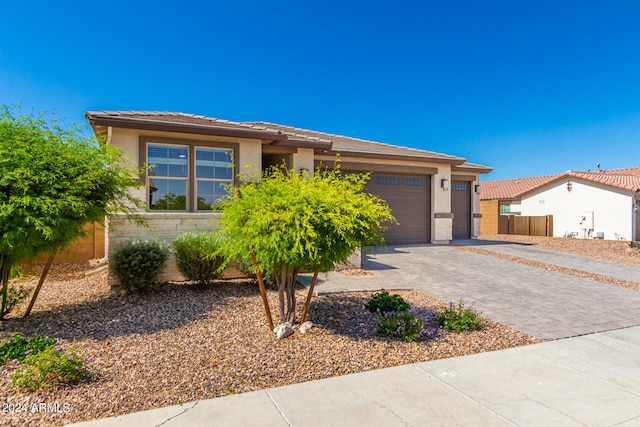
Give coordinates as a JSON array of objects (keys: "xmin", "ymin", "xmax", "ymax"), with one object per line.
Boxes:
[
  {"xmin": 480, "ymin": 167, "xmax": 640, "ymax": 241},
  {"xmin": 84, "ymin": 111, "xmax": 492, "ymax": 283}
]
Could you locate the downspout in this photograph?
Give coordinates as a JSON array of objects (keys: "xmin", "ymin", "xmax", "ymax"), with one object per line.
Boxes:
[{"xmin": 97, "ymin": 126, "xmax": 113, "ymax": 266}]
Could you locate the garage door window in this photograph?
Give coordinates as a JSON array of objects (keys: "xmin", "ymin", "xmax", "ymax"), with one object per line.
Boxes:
[
  {"xmin": 403, "ymin": 177, "xmax": 426, "ymax": 186},
  {"xmin": 374, "ymin": 175, "xmax": 399, "ymax": 185},
  {"xmin": 452, "ymin": 183, "xmax": 469, "ymax": 191}
]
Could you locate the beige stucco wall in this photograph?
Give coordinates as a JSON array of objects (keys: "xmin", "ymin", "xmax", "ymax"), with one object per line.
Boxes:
[
  {"xmin": 292, "ymin": 148, "xmax": 315, "ymax": 172},
  {"xmin": 471, "ymin": 176, "xmax": 482, "ymax": 238},
  {"xmin": 110, "ymin": 128, "xmax": 262, "ymax": 179},
  {"xmin": 432, "ymin": 166, "xmax": 453, "ymax": 243}
]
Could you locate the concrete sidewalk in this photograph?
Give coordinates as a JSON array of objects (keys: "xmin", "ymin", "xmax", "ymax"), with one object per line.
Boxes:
[{"xmin": 70, "ymin": 326, "xmax": 640, "ymax": 426}]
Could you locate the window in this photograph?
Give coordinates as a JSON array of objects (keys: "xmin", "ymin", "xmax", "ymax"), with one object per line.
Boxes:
[
  {"xmin": 145, "ymin": 140, "xmax": 235, "ymax": 212},
  {"xmin": 403, "ymin": 176, "xmax": 426, "ymax": 186},
  {"xmin": 451, "ymin": 182, "xmax": 469, "ymax": 191},
  {"xmin": 374, "ymin": 175, "xmax": 399, "ymax": 185},
  {"xmin": 195, "ymin": 147, "xmax": 233, "ymax": 210},
  {"xmin": 499, "ymin": 203, "xmax": 511, "ymax": 214},
  {"xmin": 148, "ymin": 144, "xmax": 189, "ymax": 211}
]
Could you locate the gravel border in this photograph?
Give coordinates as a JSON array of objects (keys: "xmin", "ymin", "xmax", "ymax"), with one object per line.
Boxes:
[
  {"xmin": 0, "ymin": 266, "xmax": 538, "ymax": 426},
  {"xmin": 478, "ymin": 234, "xmax": 640, "ymax": 267}
]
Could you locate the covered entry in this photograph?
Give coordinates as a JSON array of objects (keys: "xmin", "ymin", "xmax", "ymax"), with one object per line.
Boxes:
[
  {"xmin": 451, "ymin": 181, "xmax": 471, "ymax": 239},
  {"xmin": 362, "ymin": 173, "xmax": 432, "ymax": 244}
]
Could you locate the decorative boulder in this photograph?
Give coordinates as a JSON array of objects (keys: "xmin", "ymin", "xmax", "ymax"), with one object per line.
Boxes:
[
  {"xmin": 299, "ymin": 321, "xmax": 313, "ymax": 334},
  {"xmin": 274, "ymin": 322, "xmax": 293, "ymax": 339}
]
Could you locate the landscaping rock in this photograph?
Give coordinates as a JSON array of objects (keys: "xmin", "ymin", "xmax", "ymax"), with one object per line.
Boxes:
[
  {"xmin": 274, "ymin": 322, "xmax": 293, "ymax": 339},
  {"xmin": 299, "ymin": 321, "xmax": 313, "ymax": 334}
]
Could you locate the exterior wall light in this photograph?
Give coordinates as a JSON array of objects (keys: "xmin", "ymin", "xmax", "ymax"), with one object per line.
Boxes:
[
  {"xmin": 441, "ymin": 179, "xmax": 449, "ymax": 191},
  {"xmin": 567, "ymin": 180, "xmax": 573, "ymax": 192},
  {"xmin": 475, "ymin": 184, "xmax": 481, "ymax": 194}
]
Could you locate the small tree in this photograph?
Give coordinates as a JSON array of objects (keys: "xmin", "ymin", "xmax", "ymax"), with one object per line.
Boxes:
[
  {"xmin": 0, "ymin": 105, "xmax": 145, "ymax": 318},
  {"xmin": 217, "ymin": 165, "xmax": 395, "ymax": 328}
]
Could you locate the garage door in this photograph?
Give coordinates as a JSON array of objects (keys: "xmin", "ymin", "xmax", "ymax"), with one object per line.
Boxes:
[
  {"xmin": 362, "ymin": 174, "xmax": 431, "ymax": 245},
  {"xmin": 451, "ymin": 181, "xmax": 471, "ymax": 239}
]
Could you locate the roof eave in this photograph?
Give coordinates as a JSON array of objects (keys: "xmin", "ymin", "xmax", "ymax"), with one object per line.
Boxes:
[
  {"xmin": 85, "ymin": 114, "xmax": 286, "ymax": 141},
  {"xmin": 272, "ymin": 139, "xmax": 332, "ymax": 150},
  {"xmin": 453, "ymin": 164, "xmax": 493, "ymax": 174},
  {"xmin": 323, "ymin": 150, "xmax": 465, "ymax": 165}
]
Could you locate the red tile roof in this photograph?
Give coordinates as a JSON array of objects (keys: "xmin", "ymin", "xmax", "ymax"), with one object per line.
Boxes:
[
  {"xmin": 481, "ymin": 166, "xmax": 640, "ymax": 200},
  {"xmin": 480, "ymin": 174, "xmax": 560, "ymax": 200}
]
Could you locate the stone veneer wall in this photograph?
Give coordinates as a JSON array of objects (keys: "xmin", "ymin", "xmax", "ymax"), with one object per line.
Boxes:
[
  {"xmin": 108, "ymin": 212, "xmax": 363, "ymax": 286},
  {"xmin": 433, "ymin": 217, "xmax": 453, "ymax": 244},
  {"xmin": 107, "ymin": 212, "xmax": 225, "ymax": 286}
]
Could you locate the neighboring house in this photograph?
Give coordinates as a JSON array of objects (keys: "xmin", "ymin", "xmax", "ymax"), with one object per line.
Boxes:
[
  {"xmin": 480, "ymin": 167, "xmax": 640, "ymax": 241},
  {"xmin": 84, "ymin": 111, "xmax": 491, "ymax": 283}
]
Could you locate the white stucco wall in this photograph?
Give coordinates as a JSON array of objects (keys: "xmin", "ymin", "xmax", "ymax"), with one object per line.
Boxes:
[{"xmin": 520, "ymin": 178, "xmax": 635, "ymax": 240}]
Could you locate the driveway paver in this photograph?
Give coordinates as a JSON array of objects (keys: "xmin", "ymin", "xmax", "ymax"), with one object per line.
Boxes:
[
  {"xmin": 454, "ymin": 239, "xmax": 640, "ymax": 283},
  {"xmin": 306, "ymin": 245, "xmax": 640, "ymax": 340}
]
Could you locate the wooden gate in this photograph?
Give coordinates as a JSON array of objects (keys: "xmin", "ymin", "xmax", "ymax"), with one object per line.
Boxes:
[{"xmin": 498, "ymin": 215, "xmax": 553, "ymax": 237}]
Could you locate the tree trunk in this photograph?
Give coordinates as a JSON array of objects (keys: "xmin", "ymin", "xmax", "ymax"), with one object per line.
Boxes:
[
  {"xmin": 24, "ymin": 248, "xmax": 57, "ymax": 317},
  {"xmin": 275, "ymin": 265, "xmax": 299, "ymax": 325},
  {"xmin": 250, "ymin": 250, "xmax": 273, "ymax": 330},
  {"xmin": 0, "ymin": 254, "xmax": 11, "ymax": 320},
  {"xmin": 300, "ymin": 270, "xmax": 319, "ymax": 324},
  {"xmin": 275, "ymin": 267, "xmax": 286, "ymax": 323}
]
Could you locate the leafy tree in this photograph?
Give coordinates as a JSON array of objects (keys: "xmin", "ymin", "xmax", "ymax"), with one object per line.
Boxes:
[
  {"xmin": 217, "ymin": 164, "xmax": 395, "ymax": 328},
  {"xmin": 0, "ymin": 105, "xmax": 145, "ymax": 318}
]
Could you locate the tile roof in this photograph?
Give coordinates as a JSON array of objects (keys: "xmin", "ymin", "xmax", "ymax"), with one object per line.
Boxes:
[
  {"xmin": 85, "ymin": 111, "xmax": 492, "ymax": 168},
  {"xmin": 481, "ymin": 167, "xmax": 640, "ymax": 200},
  {"xmin": 480, "ymin": 174, "xmax": 560, "ymax": 200},
  {"xmin": 245, "ymin": 121, "xmax": 467, "ymax": 163},
  {"xmin": 453, "ymin": 161, "xmax": 494, "ymax": 173},
  {"xmin": 84, "ymin": 111, "xmax": 333, "ymax": 148}
]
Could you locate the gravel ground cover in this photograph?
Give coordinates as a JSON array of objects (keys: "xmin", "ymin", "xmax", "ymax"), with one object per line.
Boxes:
[
  {"xmin": 478, "ymin": 234, "xmax": 640, "ymax": 268},
  {"xmin": 0, "ymin": 263, "xmax": 538, "ymax": 426}
]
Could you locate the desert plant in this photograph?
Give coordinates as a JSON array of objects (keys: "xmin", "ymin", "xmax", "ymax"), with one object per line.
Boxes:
[
  {"xmin": 0, "ymin": 284, "xmax": 31, "ymax": 318},
  {"xmin": 9, "ymin": 345, "xmax": 96, "ymax": 391},
  {"xmin": 217, "ymin": 164, "xmax": 395, "ymax": 328},
  {"xmin": 235, "ymin": 256, "xmax": 276, "ymax": 289},
  {"xmin": 437, "ymin": 300, "xmax": 483, "ymax": 332},
  {"xmin": 0, "ymin": 105, "xmax": 145, "ymax": 318},
  {"xmin": 376, "ymin": 310, "xmax": 426, "ymax": 342},
  {"xmin": 110, "ymin": 240, "xmax": 169, "ymax": 292},
  {"xmin": 365, "ymin": 291, "xmax": 410, "ymax": 314},
  {"xmin": 173, "ymin": 232, "xmax": 226, "ymax": 286},
  {"xmin": 0, "ymin": 334, "xmax": 56, "ymax": 364},
  {"xmin": 9, "ymin": 265, "xmax": 25, "ymax": 279}
]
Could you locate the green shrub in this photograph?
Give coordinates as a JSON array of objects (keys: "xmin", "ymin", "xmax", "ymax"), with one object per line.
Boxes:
[
  {"xmin": 0, "ymin": 284, "xmax": 32, "ymax": 318},
  {"xmin": 0, "ymin": 334, "xmax": 57, "ymax": 364},
  {"xmin": 9, "ymin": 265, "xmax": 25, "ymax": 279},
  {"xmin": 376, "ymin": 310, "xmax": 426, "ymax": 342},
  {"xmin": 366, "ymin": 291, "xmax": 410, "ymax": 314},
  {"xmin": 235, "ymin": 256, "xmax": 276, "ymax": 288},
  {"xmin": 110, "ymin": 240, "xmax": 169, "ymax": 292},
  {"xmin": 9, "ymin": 345, "xmax": 96, "ymax": 391},
  {"xmin": 173, "ymin": 232, "xmax": 225, "ymax": 286},
  {"xmin": 437, "ymin": 300, "xmax": 483, "ymax": 332}
]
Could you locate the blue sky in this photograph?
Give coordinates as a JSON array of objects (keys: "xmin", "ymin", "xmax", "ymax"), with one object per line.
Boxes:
[{"xmin": 1, "ymin": 1, "xmax": 639, "ymax": 180}]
